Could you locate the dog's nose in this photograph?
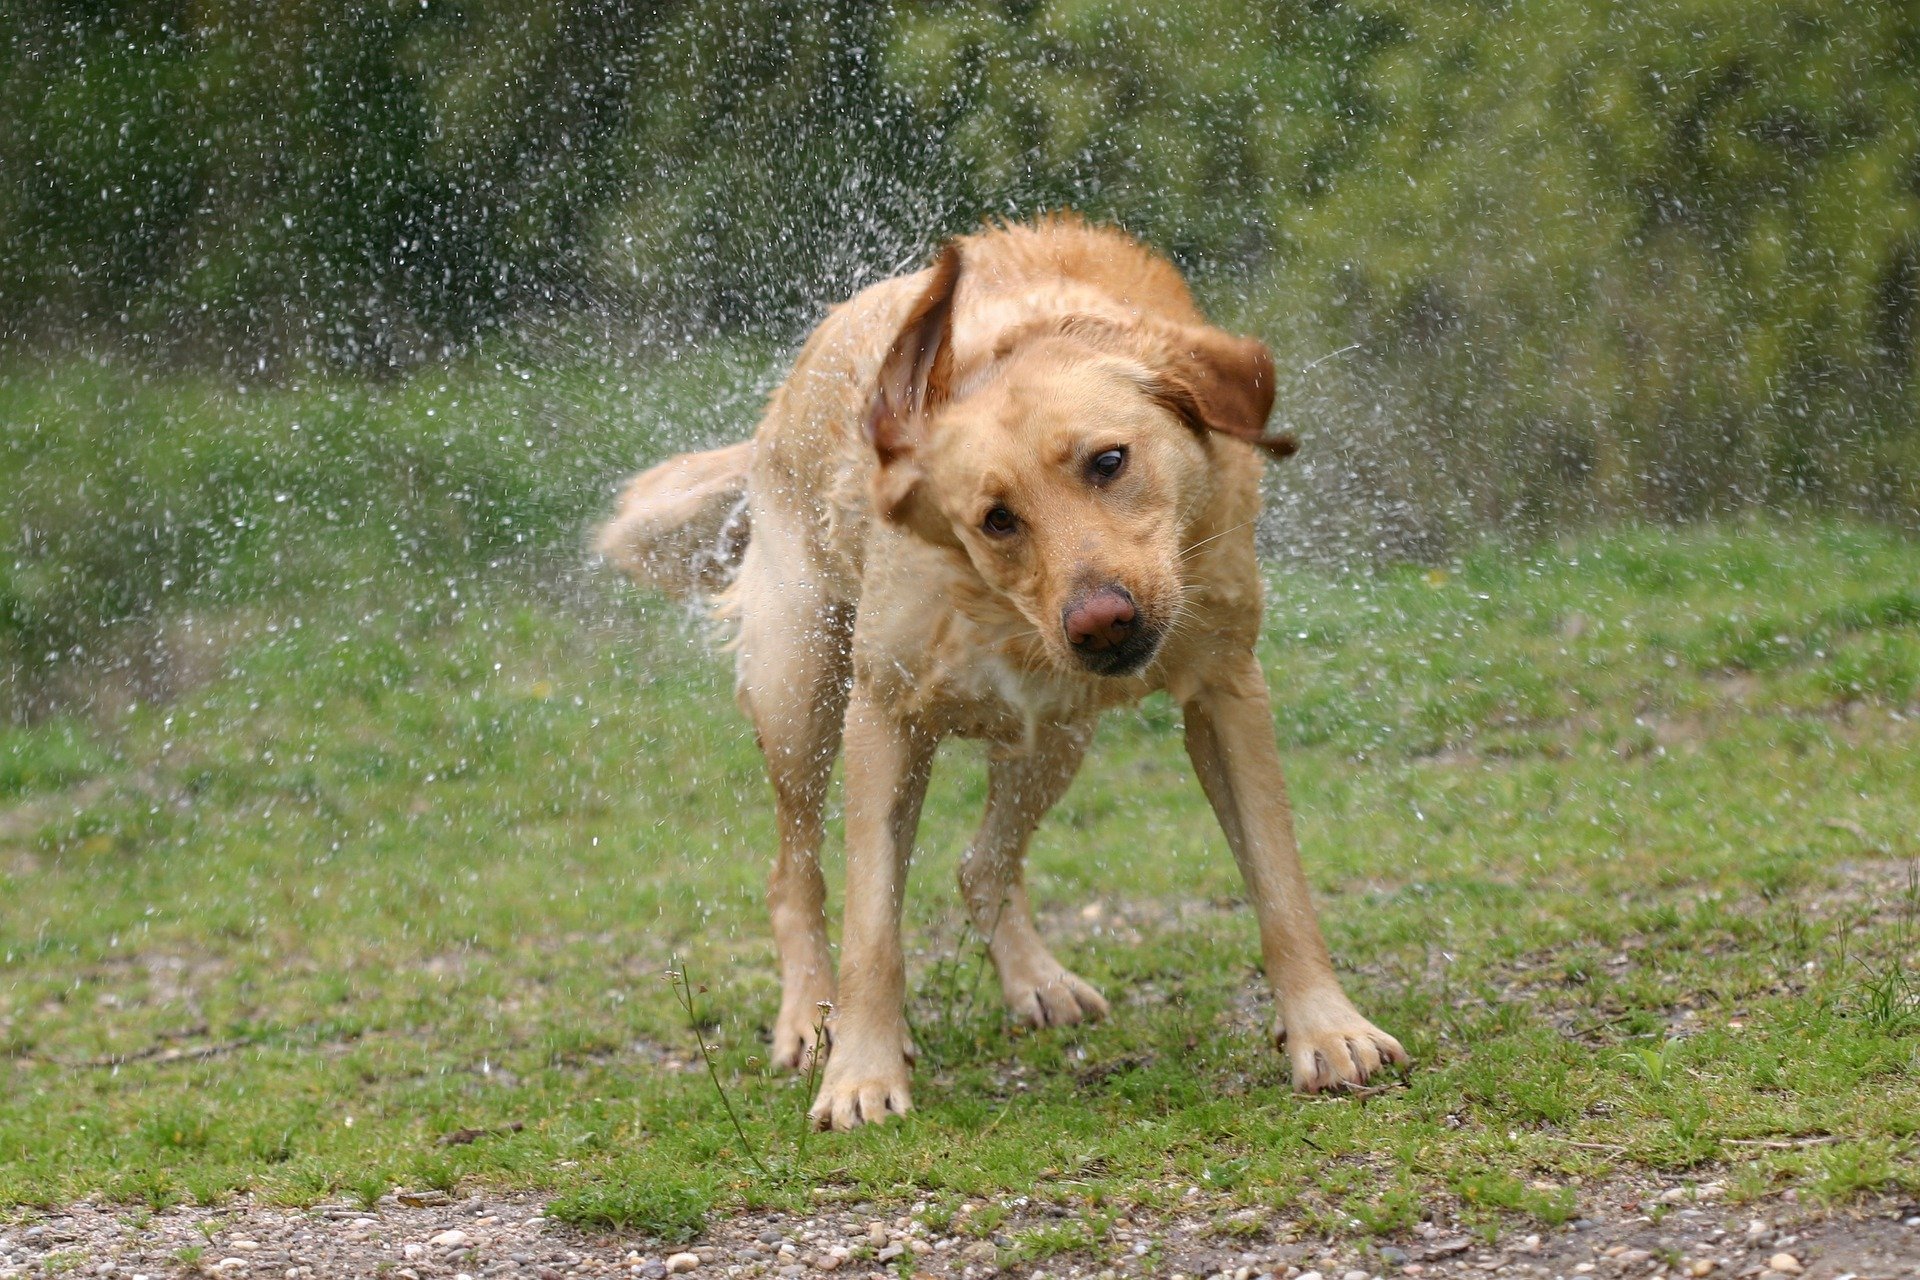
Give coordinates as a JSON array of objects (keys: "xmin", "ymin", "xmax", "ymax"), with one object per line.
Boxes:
[{"xmin": 1063, "ymin": 587, "xmax": 1137, "ymax": 651}]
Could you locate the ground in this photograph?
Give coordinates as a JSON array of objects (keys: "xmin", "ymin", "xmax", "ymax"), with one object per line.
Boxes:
[{"xmin": 2, "ymin": 364, "xmax": 1918, "ymax": 1276}]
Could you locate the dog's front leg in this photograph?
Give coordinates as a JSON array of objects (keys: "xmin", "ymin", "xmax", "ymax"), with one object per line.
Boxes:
[
  {"xmin": 808, "ymin": 686, "xmax": 937, "ymax": 1131},
  {"xmin": 1182, "ymin": 653, "xmax": 1408, "ymax": 1092}
]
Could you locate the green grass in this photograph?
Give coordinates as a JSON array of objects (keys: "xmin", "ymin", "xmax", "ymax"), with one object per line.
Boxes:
[{"xmin": 2, "ymin": 360, "xmax": 1919, "ymax": 1251}]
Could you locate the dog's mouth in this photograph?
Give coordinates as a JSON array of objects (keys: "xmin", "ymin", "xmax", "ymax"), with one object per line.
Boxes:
[{"xmin": 1069, "ymin": 623, "xmax": 1165, "ymax": 677}]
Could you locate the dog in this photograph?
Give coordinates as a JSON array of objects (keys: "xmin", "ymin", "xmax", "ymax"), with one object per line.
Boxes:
[{"xmin": 597, "ymin": 214, "xmax": 1406, "ymax": 1130}]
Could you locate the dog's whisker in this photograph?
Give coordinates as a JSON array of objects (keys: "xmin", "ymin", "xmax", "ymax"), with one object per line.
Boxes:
[{"xmin": 1179, "ymin": 519, "xmax": 1257, "ymax": 562}]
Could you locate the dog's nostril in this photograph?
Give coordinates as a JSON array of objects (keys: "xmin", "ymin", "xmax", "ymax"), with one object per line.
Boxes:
[{"xmin": 1064, "ymin": 588, "xmax": 1137, "ymax": 650}]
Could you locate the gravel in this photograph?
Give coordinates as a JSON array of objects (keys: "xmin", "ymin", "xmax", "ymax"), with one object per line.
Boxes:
[{"xmin": 0, "ymin": 1178, "xmax": 1914, "ymax": 1279}]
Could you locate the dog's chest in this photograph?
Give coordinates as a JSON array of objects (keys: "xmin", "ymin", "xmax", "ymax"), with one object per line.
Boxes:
[{"xmin": 908, "ymin": 636, "xmax": 1137, "ymax": 746}]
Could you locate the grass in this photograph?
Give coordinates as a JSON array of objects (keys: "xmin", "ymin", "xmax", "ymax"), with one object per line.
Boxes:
[{"xmin": 2, "ymin": 357, "xmax": 1919, "ymax": 1251}]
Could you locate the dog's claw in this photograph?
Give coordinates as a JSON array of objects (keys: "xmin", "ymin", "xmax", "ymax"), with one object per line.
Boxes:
[{"xmin": 809, "ymin": 1072, "xmax": 913, "ymax": 1131}]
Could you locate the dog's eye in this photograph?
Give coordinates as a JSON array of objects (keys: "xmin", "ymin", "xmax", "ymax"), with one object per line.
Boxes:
[
  {"xmin": 981, "ymin": 506, "xmax": 1019, "ymax": 537},
  {"xmin": 1090, "ymin": 448, "xmax": 1127, "ymax": 482}
]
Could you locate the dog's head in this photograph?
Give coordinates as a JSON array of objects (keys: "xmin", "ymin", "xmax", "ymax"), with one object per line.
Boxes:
[{"xmin": 865, "ymin": 244, "xmax": 1292, "ymax": 678}]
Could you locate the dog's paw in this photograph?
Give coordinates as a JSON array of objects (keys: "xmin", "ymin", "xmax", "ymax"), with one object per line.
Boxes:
[
  {"xmin": 1004, "ymin": 965, "xmax": 1110, "ymax": 1029},
  {"xmin": 1276, "ymin": 999, "xmax": 1408, "ymax": 1093},
  {"xmin": 771, "ymin": 1011, "xmax": 824, "ymax": 1073},
  {"xmin": 808, "ymin": 1054, "xmax": 913, "ymax": 1131},
  {"xmin": 770, "ymin": 989, "xmax": 836, "ymax": 1072}
]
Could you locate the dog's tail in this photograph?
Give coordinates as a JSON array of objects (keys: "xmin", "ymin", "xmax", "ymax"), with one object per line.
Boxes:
[{"xmin": 594, "ymin": 440, "xmax": 753, "ymax": 598}]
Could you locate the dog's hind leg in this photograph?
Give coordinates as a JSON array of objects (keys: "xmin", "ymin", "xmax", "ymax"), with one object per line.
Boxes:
[
  {"xmin": 732, "ymin": 535, "xmax": 854, "ymax": 1071},
  {"xmin": 958, "ymin": 722, "xmax": 1110, "ymax": 1029}
]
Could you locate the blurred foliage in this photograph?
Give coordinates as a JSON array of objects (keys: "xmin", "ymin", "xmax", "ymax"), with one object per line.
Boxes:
[{"xmin": 1, "ymin": 0, "xmax": 1917, "ymax": 528}]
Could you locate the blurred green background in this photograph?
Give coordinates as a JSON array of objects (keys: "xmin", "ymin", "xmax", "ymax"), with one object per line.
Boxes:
[{"xmin": 4, "ymin": 0, "xmax": 1918, "ymax": 537}]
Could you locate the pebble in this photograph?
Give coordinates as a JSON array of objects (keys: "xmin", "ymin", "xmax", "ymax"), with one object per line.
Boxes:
[
  {"xmin": 430, "ymin": 1230, "xmax": 469, "ymax": 1249},
  {"xmin": 1377, "ymin": 1248, "xmax": 1409, "ymax": 1267},
  {"xmin": 1342, "ymin": 1271, "xmax": 1370, "ymax": 1280},
  {"xmin": 1298, "ymin": 1272, "xmax": 1324, "ymax": 1280},
  {"xmin": 876, "ymin": 1244, "xmax": 904, "ymax": 1262},
  {"xmin": 1768, "ymin": 1255, "xmax": 1802, "ymax": 1275},
  {"xmin": 665, "ymin": 1253, "xmax": 701, "ymax": 1274},
  {"xmin": 1687, "ymin": 1261, "xmax": 1715, "ymax": 1277}
]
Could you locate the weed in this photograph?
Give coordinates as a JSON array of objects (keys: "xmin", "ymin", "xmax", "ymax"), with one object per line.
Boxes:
[
  {"xmin": 669, "ymin": 957, "xmax": 773, "ymax": 1179},
  {"xmin": 1622, "ymin": 1039, "xmax": 1684, "ymax": 1091}
]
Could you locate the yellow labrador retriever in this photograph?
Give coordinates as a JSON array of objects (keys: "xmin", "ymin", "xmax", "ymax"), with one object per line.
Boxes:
[{"xmin": 598, "ymin": 214, "xmax": 1405, "ymax": 1130}]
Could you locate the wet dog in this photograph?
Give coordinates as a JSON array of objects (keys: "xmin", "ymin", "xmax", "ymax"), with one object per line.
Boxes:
[{"xmin": 598, "ymin": 214, "xmax": 1406, "ymax": 1129}]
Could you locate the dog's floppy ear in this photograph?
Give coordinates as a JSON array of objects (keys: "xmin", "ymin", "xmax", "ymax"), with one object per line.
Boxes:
[
  {"xmin": 865, "ymin": 242, "xmax": 962, "ymax": 525},
  {"xmin": 1142, "ymin": 325, "xmax": 1297, "ymax": 460}
]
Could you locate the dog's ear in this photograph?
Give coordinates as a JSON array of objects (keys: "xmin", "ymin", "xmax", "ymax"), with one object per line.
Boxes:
[
  {"xmin": 1141, "ymin": 325, "xmax": 1296, "ymax": 460},
  {"xmin": 865, "ymin": 243, "xmax": 962, "ymax": 524}
]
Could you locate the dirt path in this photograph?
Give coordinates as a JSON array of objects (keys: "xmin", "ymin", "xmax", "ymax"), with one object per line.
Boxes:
[{"xmin": 4, "ymin": 1180, "xmax": 1915, "ymax": 1280}]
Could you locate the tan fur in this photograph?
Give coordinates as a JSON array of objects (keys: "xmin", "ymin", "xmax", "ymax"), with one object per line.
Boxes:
[{"xmin": 599, "ymin": 214, "xmax": 1405, "ymax": 1130}]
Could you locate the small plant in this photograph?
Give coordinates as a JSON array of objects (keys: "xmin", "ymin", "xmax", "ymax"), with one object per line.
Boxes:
[
  {"xmin": 667, "ymin": 957, "xmax": 771, "ymax": 1178},
  {"xmin": 350, "ymin": 1169, "xmax": 390, "ymax": 1211},
  {"xmin": 796, "ymin": 999, "xmax": 830, "ymax": 1166},
  {"xmin": 1622, "ymin": 1038, "xmax": 1683, "ymax": 1090},
  {"xmin": 174, "ymin": 1244, "xmax": 207, "ymax": 1267}
]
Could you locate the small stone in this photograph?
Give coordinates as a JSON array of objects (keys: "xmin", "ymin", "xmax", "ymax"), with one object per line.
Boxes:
[
  {"xmin": 877, "ymin": 1244, "xmax": 904, "ymax": 1262},
  {"xmin": 1768, "ymin": 1255, "xmax": 1802, "ymax": 1275},
  {"xmin": 1574, "ymin": 1266, "xmax": 1596, "ymax": 1274},
  {"xmin": 1344, "ymin": 1271, "xmax": 1370, "ymax": 1280},
  {"xmin": 231, "ymin": 1241, "xmax": 262, "ymax": 1252},
  {"xmin": 403, "ymin": 1245, "xmax": 428, "ymax": 1262},
  {"xmin": 1618, "ymin": 1251, "xmax": 1652, "ymax": 1266},
  {"xmin": 1747, "ymin": 1221, "xmax": 1769, "ymax": 1239},
  {"xmin": 1658, "ymin": 1189, "xmax": 1689, "ymax": 1205},
  {"xmin": 666, "ymin": 1253, "xmax": 701, "ymax": 1274},
  {"xmin": 1687, "ymin": 1261, "xmax": 1715, "ymax": 1277},
  {"xmin": 811, "ymin": 1255, "xmax": 842, "ymax": 1272},
  {"xmin": 1377, "ymin": 1249, "xmax": 1408, "ymax": 1268},
  {"xmin": 431, "ymin": 1231, "xmax": 470, "ymax": 1249},
  {"xmin": 1299, "ymin": 1272, "xmax": 1324, "ymax": 1280},
  {"xmin": 907, "ymin": 1239, "xmax": 931, "ymax": 1256},
  {"xmin": 962, "ymin": 1241, "xmax": 998, "ymax": 1262}
]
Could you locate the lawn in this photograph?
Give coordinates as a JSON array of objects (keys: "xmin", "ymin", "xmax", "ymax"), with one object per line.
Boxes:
[{"xmin": 2, "ymin": 359, "xmax": 1918, "ymax": 1252}]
